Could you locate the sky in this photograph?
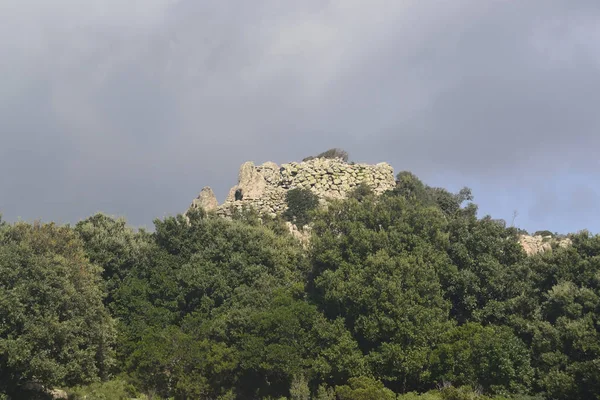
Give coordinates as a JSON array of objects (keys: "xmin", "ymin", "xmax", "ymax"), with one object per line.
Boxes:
[{"xmin": 1, "ymin": 0, "xmax": 599, "ymax": 234}]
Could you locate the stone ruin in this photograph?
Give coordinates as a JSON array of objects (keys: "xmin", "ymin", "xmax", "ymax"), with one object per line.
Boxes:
[
  {"xmin": 189, "ymin": 157, "xmax": 396, "ymax": 219},
  {"xmin": 189, "ymin": 157, "xmax": 572, "ymax": 255}
]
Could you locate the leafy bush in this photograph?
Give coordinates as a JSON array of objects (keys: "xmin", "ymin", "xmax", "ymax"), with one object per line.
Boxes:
[
  {"xmin": 315, "ymin": 384, "xmax": 336, "ymax": 400},
  {"xmin": 289, "ymin": 374, "xmax": 310, "ymax": 400},
  {"xmin": 391, "ymin": 171, "xmax": 472, "ymax": 215},
  {"xmin": 303, "ymin": 148, "xmax": 349, "ymax": 162},
  {"xmin": 283, "ymin": 188, "xmax": 320, "ymax": 227},
  {"xmin": 335, "ymin": 376, "xmax": 396, "ymax": 400},
  {"xmin": 439, "ymin": 385, "xmax": 484, "ymax": 400},
  {"xmin": 348, "ymin": 182, "xmax": 374, "ymax": 202},
  {"xmin": 67, "ymin": 378, "xmax": 142, "ymax": 400},
  {"xmin": 397, "ymin": 391, "xmax": 442, "ymax": 400}
]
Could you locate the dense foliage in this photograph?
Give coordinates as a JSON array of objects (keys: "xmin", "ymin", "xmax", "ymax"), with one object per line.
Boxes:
[
  {"xmin": 0, "ymin": 171, "xmax": 598, "ymax": 400},
  {"xmin": 0, "ymin": 221, "xmax": 115, "ymax": 398},
  {"xmin": 284, "ymin": 188, "xmax": 321, "ymax": 227}
]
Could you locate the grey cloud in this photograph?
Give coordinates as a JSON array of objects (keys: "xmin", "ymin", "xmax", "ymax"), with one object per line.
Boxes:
[{"xmin": 1, "ymin": 0, "xmax": 599, "ymax": 232}]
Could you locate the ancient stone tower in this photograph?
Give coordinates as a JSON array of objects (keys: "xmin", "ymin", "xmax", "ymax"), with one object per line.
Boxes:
[
  {"xmin": 189, "ymin": 156, "xmax": 572, "ymax": 255},
  {"xmin": 189, "ymin": 157, "xmax": 396, "ymax": 218}
]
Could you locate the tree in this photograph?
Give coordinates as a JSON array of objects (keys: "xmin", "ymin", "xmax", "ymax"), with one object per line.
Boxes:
[
  {"xmin": 115, "ymin": 210, "xmax": 325, "ymax": 398},
  {"xmin": 390, "ymin": 171, "xmax": 473, "ymax": 216},
  {"xmin": 348, "ymin": 182, "xmax": 374, "ymax": 202},
  {"xmin": 430, "ymin": 323, "xmax": 533, "ymax": 395},
  {"xmin": 335, "ymin": 376, "xmax": 396, "ymax": 400},
  {"xmin": 444, "ymin": 212, "xmax": 527, "ymax": 324},
  {"xmin": 310, "ymin": 195, "xmax": 453, "ymax": 392},
  {"xmin": 75, "ymin": 213, "xmax": 152, "ymax": 302},
  {"xmin": 127, "ymin": 326, "xmax": 237, "ymax": 399},
  {"xmin": 519, "ymin": 232, "xmax": 600, "ymax": 400},
  {"xmin": 284, "ymin": 188, "xmax": 320, "ymax": 227},
  {"xmin": 0, "ymin": 222, "xmax": 115, "ymax": 396}
]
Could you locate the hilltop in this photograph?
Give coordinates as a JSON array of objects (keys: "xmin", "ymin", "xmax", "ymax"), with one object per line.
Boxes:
[{"xmin": 189, "ymin": 150, "xmax": 571, "ymax": 255}]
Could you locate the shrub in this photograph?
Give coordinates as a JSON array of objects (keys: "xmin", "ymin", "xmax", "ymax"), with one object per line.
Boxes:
[
  {"xmin": 289, "ymin": 374, "xmax": 310, "ymax": 400},
  {"xmin": 335, "ymin": 376, "xmax": 396, "ymax": 400},
  {"xmin": 67, "ymin": 378, "xmax": 142, "ymax": 400},
  {"xmin": 315, "ymin": 384, "xmax": 336, "ymax": 400},
  {"xmin": 440, "ymin": 386, "xmax": 481, "ymax": 400},
  {"xmin": 348, "ymin": 182, "xmax": 374, "ymax": 202},
  {"xmin": 284, "ymin": 188, "xmax": 320, "ymax": 227},
  {"xmin": 398, "ymin": 391, "xmax": 442, "ymax": 400},
  {"xmin": 303, "ymin": 148, "xmax": 349, "ymax": 162}
]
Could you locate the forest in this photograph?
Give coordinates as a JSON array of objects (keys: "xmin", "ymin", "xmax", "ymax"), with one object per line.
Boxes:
[{"xmin": 0, "ymin": 171, "xmax": 598, "ymax": 400}]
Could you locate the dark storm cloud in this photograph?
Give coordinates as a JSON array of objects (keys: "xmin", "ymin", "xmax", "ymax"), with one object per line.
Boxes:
[{"xmin": 1, "ymin": 0, "xmax": 599, "ymax": 232}]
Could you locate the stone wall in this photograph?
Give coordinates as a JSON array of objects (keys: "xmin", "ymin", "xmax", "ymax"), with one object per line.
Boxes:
[
  {"xmin": 189, "ymin": 158, "xmax": 396, "ymax": 218},
  {"xmin": 189, "ymin": 157, "xmax": 572, "ymax": 256}
]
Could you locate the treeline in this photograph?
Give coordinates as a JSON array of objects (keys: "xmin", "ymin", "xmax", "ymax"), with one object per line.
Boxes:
[{"xmin": 0, "ymin": 172, "xmax": 599, "ymax": 400}]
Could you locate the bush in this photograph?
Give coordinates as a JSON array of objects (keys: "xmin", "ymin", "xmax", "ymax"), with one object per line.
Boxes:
[
  {"xmin": 67, "ymin": 378, "xmax": 142, "ymax": 400},
  {"xmin": 283, "ymin": 188, "xmax": 320, "ymax": 227},
  {"xmin": 398, "ymin": 391, "xmax": 442, "ymax": 400},
  {"xmin": 335, "ymin": 377, "xmax": 396, "ymax": 400},
  {"xmin": 289, "ymin": 374, "xmax": 310, "ymax": 400},
  {"xmin": 348, "ymin": 182, "xmax": 374, "ymax": 202},
  {"xmin": 440, "ymin": 385, "xmax": 482, "ymax": 400},
  {"xmin": 303, "ymin": 148, "xmax": 349, "ymax": 162}
]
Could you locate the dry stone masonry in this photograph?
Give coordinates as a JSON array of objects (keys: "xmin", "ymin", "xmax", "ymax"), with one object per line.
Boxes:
[
  {"xmin": 189, "ymin": 157, "xmax": 572, "ymax": 255},
  {"xmin": 189, "ymin": 157, "xmax": 396, "ymax": 218}
]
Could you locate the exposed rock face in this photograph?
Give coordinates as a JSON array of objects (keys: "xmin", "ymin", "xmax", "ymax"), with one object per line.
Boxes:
[
  {"xmin": 286, "ymin": 221, "xmax": 311, "ymax": 247},
  {"xmin": 190, "ymin": 187, "xmax": 218, "ymax": 212},
  {"xmin": 190, "ymin": 157, "xmax": 396, "ymax": 218},
  {"xmin": 519, "ymin": 234, "xmax": 572, "ymax": 255}
]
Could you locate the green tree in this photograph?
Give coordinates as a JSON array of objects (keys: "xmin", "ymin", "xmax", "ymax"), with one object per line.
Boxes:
[
  {"xmin": 114, "ymin": 210, "xmax": 340, "ymax": 398},
  {"xmin": 75, "ymin": 213, "xmax": 152, "ymax": 302},
  {"xmin": 284, "ymin": 188, "xmax": 320, "ymax": 227},
  {"xmin": 181, "ymin": 286, "xmax": 366, "ymax": 398},
  {"xmin": 444, "ymin": 211, "xmax": 527, "ymax": 324},
  {"xmin": 335, "ymin": 376, "xmax": 396, "ymax": 400},
  {"xmin": 289, "ymin": 374, "xmax": 310, "ymax": 400},
  {"xmin": 127, "ymin": 326, "xmax": 237, "ymax": 399},
  {"xmin": 348, "ymin": 182, "xmax": 374, "ymax": 202},
  {"xmin": 310, "ymin": 195, "xmax": 453, "ymax": 392},
  {"xmin": 391, "ymin": 172, "xmax": 472, "ymax": 215},
  {"xmin": 0, "ymin": 222, "xmax": 115, "ymax": 396},
  {"xmin": 430, "ymin": 323, "xmax": 533, "ymax": 395},
  {"xmin": 520, "ymin": 232, "xmax": 600, "ymax": 400}
]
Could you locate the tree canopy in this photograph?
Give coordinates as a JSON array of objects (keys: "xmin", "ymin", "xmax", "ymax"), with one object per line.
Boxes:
[{"xmin": 0, "ymin": 172, "xmax": 598, "ymax": 400}]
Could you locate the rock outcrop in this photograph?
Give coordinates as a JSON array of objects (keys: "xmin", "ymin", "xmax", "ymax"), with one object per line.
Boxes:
[
  {"xmin": 189, "ymin": 157, "xmax": 396, "ymax": 218},
  {"xmin": 190, "ymin": 187, "xmax": 219, "ymax": 212},
  {"xmin": 519, "ymin": 234, "xmax": 572, "ymax": 256}
]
